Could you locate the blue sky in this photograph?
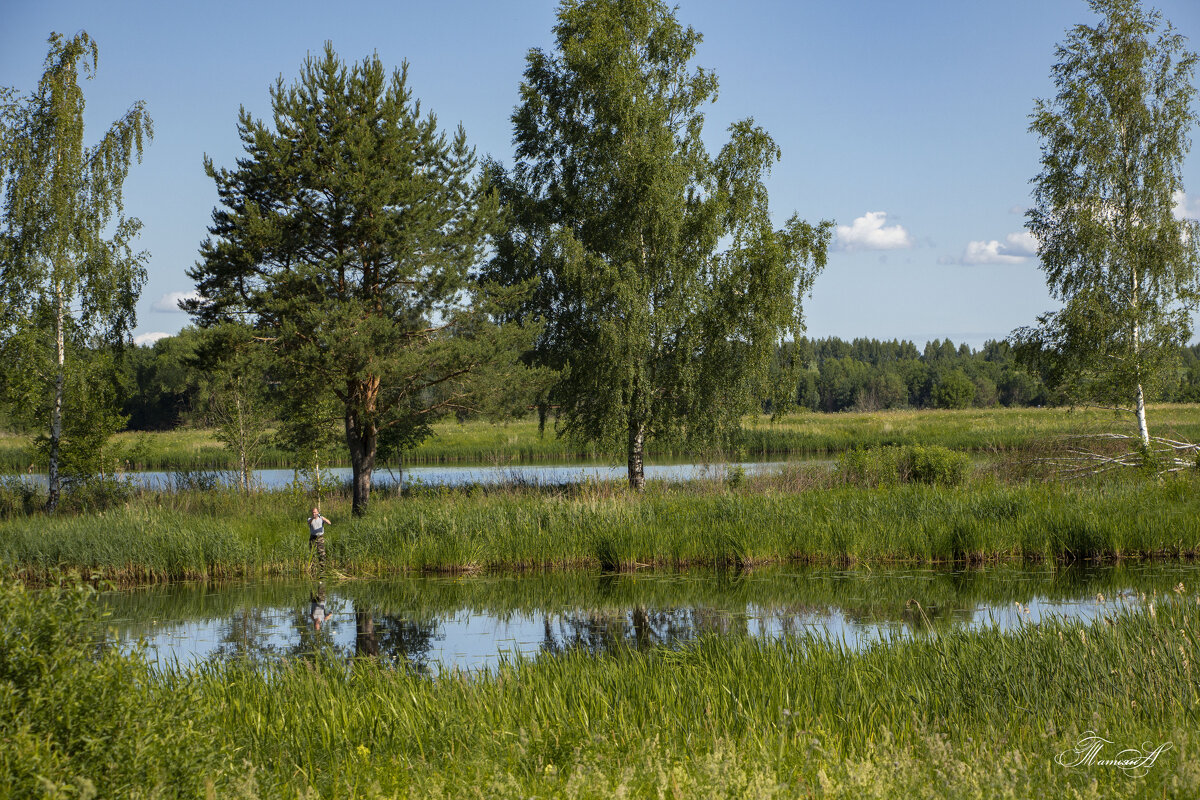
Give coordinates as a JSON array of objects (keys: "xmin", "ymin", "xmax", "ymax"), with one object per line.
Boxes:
[{"xmin": 4, "ymin": 0, "xmax": 1200, "ymax": 349}]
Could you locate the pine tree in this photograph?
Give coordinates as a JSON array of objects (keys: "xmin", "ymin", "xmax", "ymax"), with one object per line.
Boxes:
[{"xmin": 187, "ymin": 44, "xmax": 532, "ymax": 515}]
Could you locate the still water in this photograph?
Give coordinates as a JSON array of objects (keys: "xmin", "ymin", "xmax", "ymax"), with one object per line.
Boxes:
[
  {"xmin": 26, "ymin": 459, "xmax": 798, "ymax": 491},
  {"xmin": 103, "ymin": 562, "xmax": 1197, "ymax": 673}
]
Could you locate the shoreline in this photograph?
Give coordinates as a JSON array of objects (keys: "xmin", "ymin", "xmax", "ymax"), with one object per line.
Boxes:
[{"xmin": 6, "ymin": 476, "xmax": 1200, "ymax": 585}]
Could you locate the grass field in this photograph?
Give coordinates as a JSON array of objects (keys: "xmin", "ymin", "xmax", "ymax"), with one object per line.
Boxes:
[
  {"xmin": 5, "ymin": 576, "xmax": 1197, "ymax": 798},
  {"xmin": 6, "ymin": 471, "xmax": 1200, "ymax": 582},
  {"xmin": 5, "ymin": 403, "xmax": 1200, "ymax": 471}
]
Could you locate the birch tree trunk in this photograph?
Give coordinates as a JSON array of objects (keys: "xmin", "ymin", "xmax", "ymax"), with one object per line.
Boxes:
[
  {"xmin": 46, "ymin": 282, "xmax": 65, "ymax": 513},
  {"xmin": 627, "ymin": 418, "xmax": 646, "ymax": 491}
]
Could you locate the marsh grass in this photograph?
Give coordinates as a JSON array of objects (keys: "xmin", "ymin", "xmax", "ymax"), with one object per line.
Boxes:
[
  {"xmin": 4, "ymin": 576, "xmax": 1199, "ymax": 798},
  {"xmin": 7, "ymin": 404, "xmax": 1200, "ymax": 472},
  {"xmin": 6, "ymin": 471, "xmax": 1200, "ymax": 583}
]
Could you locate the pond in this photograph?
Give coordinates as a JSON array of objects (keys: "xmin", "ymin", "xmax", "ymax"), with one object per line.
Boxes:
[
  {"xmin": 28, "ymin": 458, "xmax": 805, "ymax": 491},
  {"xmin": 102, "ymin": 561, "xmax": 1197, "ymax": 673}
]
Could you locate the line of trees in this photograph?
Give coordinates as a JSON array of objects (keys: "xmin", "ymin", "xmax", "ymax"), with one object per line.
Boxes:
[
  {"xmin": 3, "ymin": 0, "xmax": 1200, "ymax": 509},
  {"xmin": 82, "ymin": 332, "xmax": 1200, "ymax": 431}
]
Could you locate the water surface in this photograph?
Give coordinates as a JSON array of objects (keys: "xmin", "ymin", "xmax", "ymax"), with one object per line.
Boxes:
[
  {"xmin": 28, "ymin": 459, "xmax": 801, "ymax": 491},
  {"xmin": 103, "ymin": 562, "xmax": 1196, "ymax": 673}
]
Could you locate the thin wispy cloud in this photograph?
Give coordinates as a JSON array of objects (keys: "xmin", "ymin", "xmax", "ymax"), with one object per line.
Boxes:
[{"xmin": 835, "ymin": 211, "xmax": 914, "ymax": 251}]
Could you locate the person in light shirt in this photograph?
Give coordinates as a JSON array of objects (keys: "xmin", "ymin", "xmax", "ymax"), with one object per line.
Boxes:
[{"xmin": 308, "ymin": 508, "xmax": 331, "ymax": 570}]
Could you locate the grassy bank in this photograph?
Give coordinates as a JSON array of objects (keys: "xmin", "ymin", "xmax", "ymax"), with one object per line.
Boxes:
[
  {"xmin": 5, "ymin": 576, "xmax": 1197, "ymax": 798},
  {"xmin": 6, "ymin": 473, "xmax": 1200, "ymax": 582},
  {"xmin": 6, "ymin": 404, "xmax": 1200, "ymax": 471}
]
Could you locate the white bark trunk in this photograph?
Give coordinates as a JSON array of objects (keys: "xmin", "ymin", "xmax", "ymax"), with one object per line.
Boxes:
[
  {"xmin": 47, "ymin": 281, "xmax": 65, "ymax": 512},
  {"xmin": 1135, "ymin": 382, "xmax": 1149, "ymax": 447},
  {"xmin": 1132, "ymin": 269, "xmax": 1149, "ymax": 447}
]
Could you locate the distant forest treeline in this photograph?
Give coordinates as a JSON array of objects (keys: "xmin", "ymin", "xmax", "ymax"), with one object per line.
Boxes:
[
  {"xmin": 787, "ymin": 337, "xmax": 1200, "ymax": 413},
  {"xmin": 97, "ymin": 330, "xmax": 1200, "ymax": 432}
]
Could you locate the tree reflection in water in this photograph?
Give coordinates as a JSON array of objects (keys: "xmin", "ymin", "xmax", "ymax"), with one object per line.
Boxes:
[
  {"xmin": 350, "ymin": 607, "xmax": 440, "ymax": 675},
  {"xmin": 541, "ymin": 604, "xmax": 753, "ymax": 656},
  {"xmin": 104, "ymin": 562, "xmax": 1176, "ymax": 673}
]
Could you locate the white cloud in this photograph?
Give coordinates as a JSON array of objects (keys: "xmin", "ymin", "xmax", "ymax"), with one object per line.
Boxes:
[
  {"xmin": 835, "ymin": 211, "xmax": 913, "ymax": 251},
  {"xmin": 1172, "ymin": 190, "xmax": 1200, "ymax": 221},
  {"xmin": 960, "ymin": 230, "xmax": 1038, "ymax": 265},
  {"xmin": 134, "ymin": 331, "xmax": 171, "ymax": 346},
  {"xmin": 152, "ymin": 290, "xmax": 200, "ymax": 313},
  {"xmin": 1000, "ymin": 230, "xmax": 1037, "ymax": 256}
]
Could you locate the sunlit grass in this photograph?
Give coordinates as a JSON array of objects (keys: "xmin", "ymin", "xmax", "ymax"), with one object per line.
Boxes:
[
  {"xmin": 6, "ymin": 473, "xmax": 1200, "ymax": 582},
  {"xmin": 7, "ymin": 404, "xmax": 1200, "ymax": 471},
  {"xmin": 5, "ymin": 576, "xmax": 1199, "ymax": 798}
]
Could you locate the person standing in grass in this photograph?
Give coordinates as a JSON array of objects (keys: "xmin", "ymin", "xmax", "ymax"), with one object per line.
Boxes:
[{"xmin": 308, "ymin": 508, "xmax": 330, "ymax": 571}]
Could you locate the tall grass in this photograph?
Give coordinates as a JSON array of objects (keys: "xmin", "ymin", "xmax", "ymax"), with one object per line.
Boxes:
[
  {"xmin": 8, "ymin": 404, "xmax": 1200, "ymax": 471},
  {"xmin": 6, "ymin": 474, "xmax": 1200, "ymax": 582},
  {"xmin": 4, "ymin": 575, "xmax": 1198, "ymax": 798}
]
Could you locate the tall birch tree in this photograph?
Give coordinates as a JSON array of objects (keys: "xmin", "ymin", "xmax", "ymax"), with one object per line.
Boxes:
[
  {"xmin": 1014, "ymin": 0, "xmax": 1200, "ymax": 454},
  {"xmin": 0, "ymin": 32, "xmax": 151, "ymax": 511},
  {"xmin": 492, "ymin": 0, "xmax": 831, "ymax": 489}
]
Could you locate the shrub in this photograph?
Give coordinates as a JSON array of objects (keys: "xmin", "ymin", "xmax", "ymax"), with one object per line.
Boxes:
[
  {"xmin": 838, "ymin": 445, "xmax": 969, "ymax": 487},
  {"xmin": 0, "ymin": 477, "xmax": 40, "ymax": 517},
  {"xmin": 837, "ymin": 447, "xmax": 903, "ymax": 487},
  {"xmin": 902, "ymin": 444, "xmax": 970, "ymax": 486}
]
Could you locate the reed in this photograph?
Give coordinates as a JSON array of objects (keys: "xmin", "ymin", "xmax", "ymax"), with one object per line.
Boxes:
[
  {"xmin": 3, "ymin": 575, "xmax": 1196, "ymax": 798},
  {"xmin": 5, "ymin": 474, "xmax": 1200, "ymax": 583}
]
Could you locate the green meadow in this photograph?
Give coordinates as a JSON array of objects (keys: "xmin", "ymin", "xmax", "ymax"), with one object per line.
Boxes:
[
  {"xmin": 5, "ymin": 404, "xmax": 1200, "ymax": 471},
  {"xmin": 5, "ymin": 407, "xmax": 1200, "ymax": 798}
]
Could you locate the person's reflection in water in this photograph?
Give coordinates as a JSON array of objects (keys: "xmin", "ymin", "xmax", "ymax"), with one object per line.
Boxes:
[{"xmin": 310, "ymin": 582, "xmax": 329, "ymax": 632}]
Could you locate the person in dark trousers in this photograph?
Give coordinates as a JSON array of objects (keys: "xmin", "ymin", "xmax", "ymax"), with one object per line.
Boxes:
[{"xmin": 308, "ymin": 507, "xmax": 331, "ymax": 571}]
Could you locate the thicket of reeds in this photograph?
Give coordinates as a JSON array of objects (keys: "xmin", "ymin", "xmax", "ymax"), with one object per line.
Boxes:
[
  {"xmin": 5, "ymin": 472, "xmax": 1200, "ymax": 583},
  {"xmin": 4, "ymin": 576, "xmax": 1196, "ymax": 798}
]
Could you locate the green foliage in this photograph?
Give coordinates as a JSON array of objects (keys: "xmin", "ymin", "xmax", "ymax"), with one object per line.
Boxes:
[
  {"xmin": 0, "ymin": 477, "xmax": 39, "ymax": 518},
  {"xmin": 836, "ymin": 447, "xmax": 905, "ymax": 487},
  {"xmin": 3, "ymin": 574, "xmax": 1200, "ymax": 797},
  {"xmin": 120, "ymin": 327, "xmax": 205, "ymax": 430},
  {"xmin": 493, "ymin": 0, "xmax": 831, "ymax": 487},
  {"xmin": 903, "ymin": 444, "xmax": 970, "ymax": 486},
  {"xmin": 0, "ymin": 31, "xmax": 152, "ymax": 510},
  {"xmin": 930, "ymin": 368, "xmax": 976, "ymax": 409},
  {"xmin": 836, "ymin": 445, "xmax": 968, "ymax": 487},
  {"xmin": 0, "ymin": 577, "xmax": 227, "ymax": 797},
  {"xmin": 188, "ymin": 43, "xmax": 533, "ymax": 514},
  {"xmin": 1014, "ymin": 0, "xmax": 1200, "ymax": 443},
  {"xmin": 193, "ymin": 323, "xmax": 274, "ymax": 493},
  {"xmin": 8, "ymin": 475, "xmax": 1200, "ymax": 579}
]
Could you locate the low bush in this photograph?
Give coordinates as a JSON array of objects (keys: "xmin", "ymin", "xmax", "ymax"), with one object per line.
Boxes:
[{"xmin": 838, "ymin": 445, "xmax": 969, "ymax": 487}]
